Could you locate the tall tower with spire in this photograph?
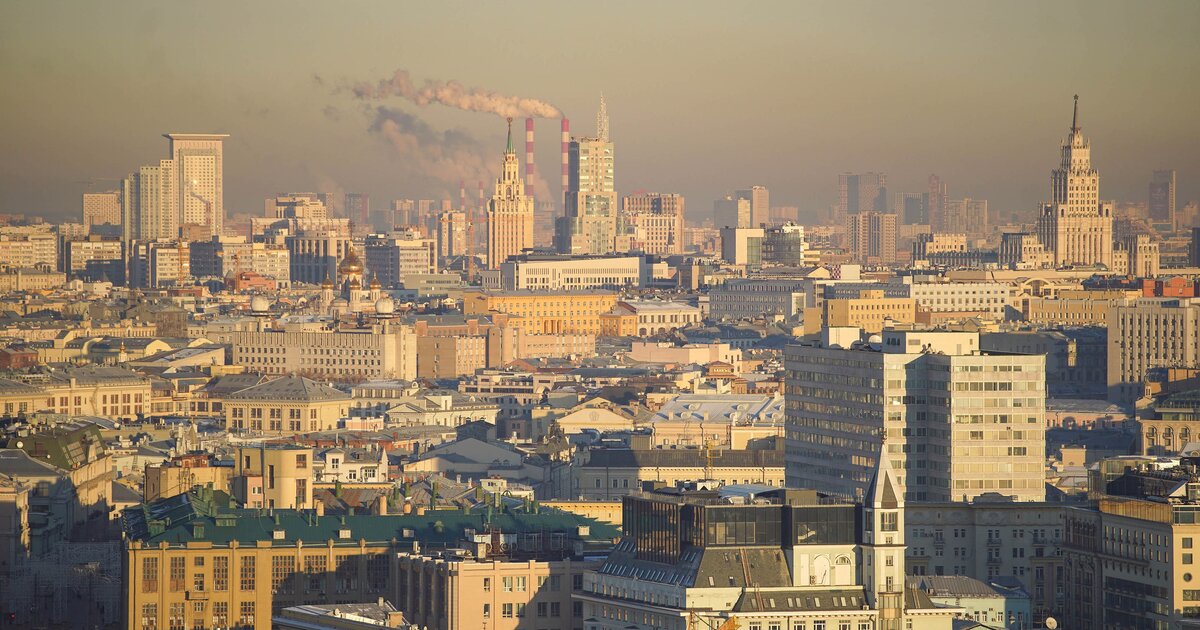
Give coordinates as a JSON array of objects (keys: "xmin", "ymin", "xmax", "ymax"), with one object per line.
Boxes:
[
  {"xmin": 861, "ymin": 435, "xmax": 906, "ymax": 630},
  {"xmin": 1035, "ymin": 95, "xmax": 1114, "ymax": 268},
  {"xmin": 486, "ymin": 118, "xmax": 535, "ymax": 269},
  {"xmin": 555, "ymin": 95, "xmax": 618, "ymax": 255}
]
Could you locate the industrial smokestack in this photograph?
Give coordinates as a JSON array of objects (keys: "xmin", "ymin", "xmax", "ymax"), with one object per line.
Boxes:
[
  {"xmin": 460, "ymin": 180, "xmax": 466, "ymax": 212},
  {"xmin": 525, "ymin": 118, "xmax": 535, "ymax": 201},
  {"xmin": 561, "ymin": 118, "xmax": 570, "ymax": 211}
]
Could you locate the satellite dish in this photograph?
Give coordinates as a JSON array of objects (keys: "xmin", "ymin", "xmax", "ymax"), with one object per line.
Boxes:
[
  {"xmin": 1045, "ymin": 617, "xmax": 1058, "ymax": 630},
  {"xmin": 15, "ymin": 441, "xmax": 23, "ymax": 449}
]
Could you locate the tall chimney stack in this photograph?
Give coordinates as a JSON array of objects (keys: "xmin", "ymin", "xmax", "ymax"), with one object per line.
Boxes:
[
  {"xmin": 460, "ymin": 179, "xmax": 466, "ymax": 212},
  {"xmin": 525, "ymin": 118, "xmax": 535, "ymax": 201},
  {"xmin": 561, "ymin": 118, "xmax": 570, "ymax": 212}
]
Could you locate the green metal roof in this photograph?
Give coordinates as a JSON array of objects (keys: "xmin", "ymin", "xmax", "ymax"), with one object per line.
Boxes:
[{"xmin": 123, "ymin": 486, "xmax": 621, "ymax": 549}]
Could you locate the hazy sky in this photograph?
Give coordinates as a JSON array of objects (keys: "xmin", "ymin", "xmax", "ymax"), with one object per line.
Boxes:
[{"xmin": 2, "ymin": 1, "xmax": 1198, "ymax": 224}]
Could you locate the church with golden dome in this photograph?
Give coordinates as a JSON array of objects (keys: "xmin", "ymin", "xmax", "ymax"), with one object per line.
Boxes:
[{"xmin": 319, "ymin": 245, "xmax": 381, "ymax": 316}]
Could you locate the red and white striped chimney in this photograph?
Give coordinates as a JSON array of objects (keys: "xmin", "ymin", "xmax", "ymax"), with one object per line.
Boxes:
[
  {"xmin": 524, "ymin": 118, "xmax": 535, "ymax": 199},
  {"xmin": 561, "ymin": 117, "xmax": 570, "ymax": 210}
]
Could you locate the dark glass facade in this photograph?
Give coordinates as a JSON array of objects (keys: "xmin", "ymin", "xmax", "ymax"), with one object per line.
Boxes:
[{"xmin": 623, "ymin": 493, "xmax": 861, "ymax": 562}]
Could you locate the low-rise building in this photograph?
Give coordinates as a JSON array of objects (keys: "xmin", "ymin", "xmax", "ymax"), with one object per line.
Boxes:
[
  {"xmin": 463, "ymin": 290, "xmax": 619, "ymax": 336},
  {"xmin": 224, "ymin": 375, "xmax": 350, "ymax": 435},
  {"xmin": 120, "ymin": 485, "xmax": 619, "ymax": 630}
]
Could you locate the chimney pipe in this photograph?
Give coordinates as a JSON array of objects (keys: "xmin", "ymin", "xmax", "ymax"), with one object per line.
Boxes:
[
  {"xmin": 561, "ymin": 118, "xmax": 570, "ymax": 212},
  {"xmin": 525, "ymin": 118, "xmax": 535, "ymax": 201}
]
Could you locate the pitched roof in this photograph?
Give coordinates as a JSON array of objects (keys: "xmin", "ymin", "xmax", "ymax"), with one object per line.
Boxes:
[{"xmin": 227, "ymin": 375, "xmax": 349, "ymax": 402}]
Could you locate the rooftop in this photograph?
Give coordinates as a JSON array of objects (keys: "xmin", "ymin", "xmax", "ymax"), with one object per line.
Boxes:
[{"xmin": 227, "ymin": 374, "xmax": 350, "ymax": 403}]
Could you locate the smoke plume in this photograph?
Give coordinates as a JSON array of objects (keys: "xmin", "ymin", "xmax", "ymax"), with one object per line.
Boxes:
[
  {"xmin": 370, "ymin": 107, "xmax": 497, "ymax": 196},
  {"xmin": 354, "ymin": 69, "xmax": 562, "ymax": 119}
]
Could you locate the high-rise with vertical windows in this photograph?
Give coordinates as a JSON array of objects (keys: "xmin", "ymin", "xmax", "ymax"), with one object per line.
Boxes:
[
  {"xmin": 785, "ymin": 328, "xmax": 1046, "ymax": 503},
  {"xmin": 1149, "ymin": 169, "xmax": 1177, "ymax": 227},
  {"xmin": 735, "ymin": 185, "xmax": 769, "ymax": 227},
  {"xmin": 164, "ymin": 133, "xmax": 228, "ymax": 238},
  {"xmin": 556, "ymin": 96, "xmax": 616, "ymax": 255},
  {"xmin": 838, "ymin": 172, "xmax": 888, "ymax": 216}
]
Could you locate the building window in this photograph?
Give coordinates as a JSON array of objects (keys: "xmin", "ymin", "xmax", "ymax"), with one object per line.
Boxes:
[
  {"xmin": 483, "ymin": 604, "xmax": 490, "ymax": 618},
  {"xmin": 272, "ymin": 555, "xmax": 295, "ymax": 594},
  {"xmin": 240, "ymin": 556, "xmax": 255, "ymax": 591},
  {"xmin": 503, "ymin": 576, "xmax": 513, "ymax": 592},
  {"xmin": 483, "ymin": 577, "xmax": 491, "ymax": 591},
  {"xmin": 169, "ymin": 557, "xmax": 186, "ymax": 591},
  {"xmin": 140, "ymin": 603, "xmax": 157, "ymax": 630},
  {"xmin": 239, "ymin": 602, "xmax": 255, "ymax": 626},
  {"xmin": 502, "ymin": 604, "xmax": 514, "ymax": 618},
  {"xmin": 213, "ymin": 556, "xmax": 228, "ymax": 591},
  {"xmin": 142, "ymin": 557, "xmax": 158, "ymax": 593},
  {"xmin": 168, "ymin": 603, "xmax": 185, "ymax": 630}
]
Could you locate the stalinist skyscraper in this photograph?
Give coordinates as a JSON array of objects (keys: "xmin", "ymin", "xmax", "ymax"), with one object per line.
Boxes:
[
  {"xmin": 1035, "ymin": 96, "xmax": 1113, "ymax": 268},
  {"xmin": 486, "ymin": 118, "xmax": 535, "ymax": 269}
]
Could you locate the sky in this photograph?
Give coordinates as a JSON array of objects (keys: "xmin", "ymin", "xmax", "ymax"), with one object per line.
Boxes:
[{"xmin": 1, "ymin": 1, "xmax": 1198, "ymax": 225}]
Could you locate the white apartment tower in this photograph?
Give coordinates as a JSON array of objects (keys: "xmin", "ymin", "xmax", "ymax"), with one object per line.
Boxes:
[
  {"xmin": 122, "ymin": 159, "xmax": 177, "ymax": 242},
  {"xmin": 165, "ymin": 133, "xmax": 228, "ymax": 237},
  {"xmin": 1035, "ymin": 96, "xmax": 1113, "ymax": 268}
]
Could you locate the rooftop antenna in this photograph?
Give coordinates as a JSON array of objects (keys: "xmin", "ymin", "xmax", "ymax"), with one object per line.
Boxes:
[{"xmin": 1071, "ymin": 94, "xmax": 1079, "ymax": 133}]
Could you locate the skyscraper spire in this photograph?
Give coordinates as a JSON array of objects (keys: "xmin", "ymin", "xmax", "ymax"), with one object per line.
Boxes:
[
  {"xmin": 505, "ymin": 117, "xmax": 514, "ymax": 154},
  {"xmin": 1071, "ymin": 94, "xmax": 1079, "ymax": 133},
  {"xmin": 596, "ymin": 93, "xmax": 609, "ymax": 141}
]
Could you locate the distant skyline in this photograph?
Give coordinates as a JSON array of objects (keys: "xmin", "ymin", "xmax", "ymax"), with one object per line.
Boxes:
[{"xmin": 1, "ymin": 1, "xmax": 1198, "ymax": 224}]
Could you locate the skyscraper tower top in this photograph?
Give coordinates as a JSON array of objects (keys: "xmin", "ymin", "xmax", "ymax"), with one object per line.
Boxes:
[
  {"xmin": 596, "ymin": 94, "xmax": 609, "ymax": 142},
  {"xmin": 505, "ymin": 117, "xmax": 514, "ymax": 154},
  {"xmin": 1070, "ymin": 94, "xmax": 1079, "ymax": 134}
]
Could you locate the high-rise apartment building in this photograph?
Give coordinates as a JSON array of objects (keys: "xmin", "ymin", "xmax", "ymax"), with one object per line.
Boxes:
[
  {"xmin": 556, "ymin": 97, "xmax": 616, "ymax": 255},
  {"xmin": 927, "ymin": 174, "xmax": 946, "ymax": 227},
  {"xmin": 164, "ymin": 133, "xmax": 227, "ymax": 237},
  {"xmin": 1035, "ymin": 97, "xmax": 1113, "ymax": 268},
  {"xmin": 785, "ymin": 328, "xmax": 1047, "ymax": 502},
  {"xmin": 621, "ymin": 193, "xmax": 684, "ymax": 254},
  {"xmin": 735, "ymin": 185, "xmax": 769, "ymax": 227},
  {"xmin": 1149, "ymin": 169, "xmax": 1177, "ymax": 226},
  {"xmin": 846, "ymin": 211, "xmax": 898, "ymax": 264},
  {"xmin": 939, "ymin": 198, "xmax": 988, "ymax": 236},
  {"xmin": 897, "ymin": 192, "xmax": 927, "ymax": 225},
  {"xmin": 82, "ymin": 191, "xmax": 121, "ymax": 227},
  {"xmin": 713, "ymin": 195, "xmax": 750, "ymax": 228},
  {"xmin": 838, "ymin": 172, "xmax": 888, "ymax": 215},
  {"xmin": 392, "ymin": 199, "xmax": 417, "ymax": 227},
  {"xmin": 486, "ymin": 120, "xmax": 535, "ymax": 269},
  {"xmin": 345, "ymin": 192, "xmax": 370, "ymax": 226},
  {"xmin": 121, "ymin": 160, "xmax": 177, "ymax": 242},
  {"xmin": 437, "ymin": 210, "xmax": 469, "ymax": 259}
]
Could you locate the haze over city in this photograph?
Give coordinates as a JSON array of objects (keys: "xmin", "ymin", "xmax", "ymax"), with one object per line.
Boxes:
[
  {"xmin": 8, "ymin": 3, "xmax": 1200, "ymax": 630},
  {"xmin": 2, "ymin": 0, "xmax": 1198, "ymax": 222}
]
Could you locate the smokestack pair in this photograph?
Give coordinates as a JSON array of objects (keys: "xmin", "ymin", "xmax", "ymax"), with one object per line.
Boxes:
[{"xmin": 526, "ymin": 117, "xmax": 572, "ymax": 209}]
